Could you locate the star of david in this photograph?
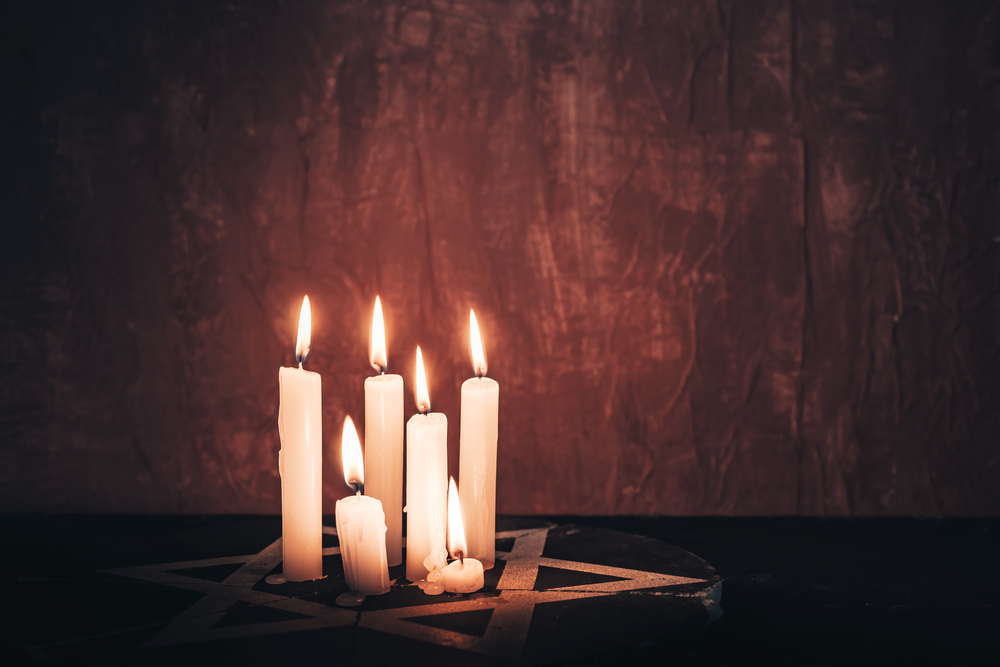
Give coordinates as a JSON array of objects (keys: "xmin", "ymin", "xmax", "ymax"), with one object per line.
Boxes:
[{"xmin": 104, "ymin": 525, "xmax": 708, "ymax": 660}]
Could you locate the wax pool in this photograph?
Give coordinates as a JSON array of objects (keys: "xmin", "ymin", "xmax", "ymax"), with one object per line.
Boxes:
[{"xmin": 430, "ymin": 558, "xmax": 484, "ymax": 594}]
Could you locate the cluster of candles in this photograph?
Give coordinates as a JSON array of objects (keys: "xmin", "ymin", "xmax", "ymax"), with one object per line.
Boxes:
[{"xmin": 276, "ymin": 296, "xmax": 498, "ymax": 602}]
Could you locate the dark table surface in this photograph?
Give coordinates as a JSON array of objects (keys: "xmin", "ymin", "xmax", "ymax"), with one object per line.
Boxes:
[{"xmin": 2, "ymin": 515, "xmax": 998, "ymax": 666}]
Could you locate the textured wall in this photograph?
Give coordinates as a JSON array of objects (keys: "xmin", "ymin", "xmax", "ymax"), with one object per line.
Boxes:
[{"xmin": 2, "ymin": 0, "xmax": 999, "ymax": 515}]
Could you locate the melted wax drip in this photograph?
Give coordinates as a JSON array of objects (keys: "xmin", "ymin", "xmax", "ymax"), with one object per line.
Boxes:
[
  {"xmin": 417, "ymin": 579, "xmax": 444, "ymax": 595},
  {"xmin": 335, "ymin": 590, "xmax": 366, "ymax": 607}
]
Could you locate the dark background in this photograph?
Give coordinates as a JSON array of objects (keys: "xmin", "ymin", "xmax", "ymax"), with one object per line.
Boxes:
[{"xmin": 2, "ymin": 0, "xmax": 999, "ymax": 516}]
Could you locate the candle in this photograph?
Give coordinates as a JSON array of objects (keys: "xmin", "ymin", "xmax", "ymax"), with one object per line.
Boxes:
[
  {"xmin": 276, "ymin": 296, "xmax": 323, "ymax": 582},
  {"xmin": 405, "ymin": 346, "xmax": 448, "ymax": 585},
  {"xmin": 458, "ymin": 310, "xmax": 499, "ymax": 569},
  {"xmin": 364, "ymin": 296, "xmax": 404, "ymax": 567},
  {"xmin": 428, "ymin": 477, "xmax": 484, "ymax": 594},
  {"xmin": 335, "ymin": 416, "xmax": 391, "ymax": 604}
]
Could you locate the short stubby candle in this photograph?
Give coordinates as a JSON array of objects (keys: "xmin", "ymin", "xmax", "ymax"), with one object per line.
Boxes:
[
  {"xmin": 428, "ymin": 477, "xmax": 484, "ymax": 594},
  {"xmin": 364, "ymin": 296, "xmax": 404, "ymax": 566},
  {"xmin": 335, "ymin": 416, "xmax": 390, "ymax": 597},
  {"xmin": 405, "ymin": 347, "xmax": 448, "ymax": 584},
  {"xmin": 458, "ymin": 310, "xmax": 499, "ymax": 568},
  {"xmin": 277, "ymin": 296, "xmax": 323, "ymax": 582}
]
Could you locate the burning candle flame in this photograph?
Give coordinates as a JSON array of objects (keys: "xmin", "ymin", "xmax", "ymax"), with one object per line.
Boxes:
[
  {"xmin": 415, "ymin": 346, "xmax": 431, "ymax": 414},
  {"xmin": 295, "ymin": 296, "xmax": 311, "ymax": 365},
  {"xmin": 341, "ymin": 415, "xmax": 364, "ymax": 494},
  {"xmin": 470, "ymin": 309, "xmax": 487, "ymax": 377},
  {"xmin": 447, "ymin": 477, "xmax": 467, "ymax": 560},
  {"xmin": 370, "ymin": 296, "xmax": 387, "ymax": 373}
]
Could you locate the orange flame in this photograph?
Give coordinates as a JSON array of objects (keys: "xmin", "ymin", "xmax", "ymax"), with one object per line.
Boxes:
[
  {"xmin": 341, "ymin": 415, "xmax": 364, "ymax": 492},
  {"xmin": 295, "ymin": 296, "xmax": 311, "ymax": 364},
  {"xmin": 370, "ymin": 296, "xmax": 387, "ymax": 372},
  {"xmin": 469, "ymin": 309, "xmax": 487, "ymax": 377},
  {"xmin": 415, "ymin": 346, "xmax": 431, "ymax": 413},
  {"xmin": 447, "ymin": 477, "xmax": 467, "ymax": 559}
]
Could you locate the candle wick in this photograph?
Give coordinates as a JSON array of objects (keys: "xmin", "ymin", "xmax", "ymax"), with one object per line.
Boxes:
[
  {"xmin": 456, "ymin": 551, "xmax": 464, "ymax": 565},
  {"xmin": 355, "ymin": 489, "xmax": 361, "ymax": 497},
  {"xmin": 298, "ymin": 361, "xmax": 304, "ymax": 370}
]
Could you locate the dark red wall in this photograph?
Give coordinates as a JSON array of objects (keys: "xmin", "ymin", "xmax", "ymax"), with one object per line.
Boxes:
[{"xmin": 3, "ymin": 1, "xmax": 999, "ymax": 515}]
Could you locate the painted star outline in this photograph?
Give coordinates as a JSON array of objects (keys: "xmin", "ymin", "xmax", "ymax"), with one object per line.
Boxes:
[{"xmin": 104, "ymin": 526, "xmax": 709, "ymax": 659}]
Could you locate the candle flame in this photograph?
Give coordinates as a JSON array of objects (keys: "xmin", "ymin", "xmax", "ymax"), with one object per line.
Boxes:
[
  {"xmin": 470, "ymin": 309, "xmax": 487, "ymax": 377},
  {"xmin": 341, "ymin": 415, "xmax": 364, "ymax": 493},
  {"xmin": 370, "ymin": 296, "xmax": 387, "ymax": 373},
  {"xmin": 415, "ymin": 346, "xmax": 431, "ymax": 413},
  {"xmin": 295, "ymin": 296, "xmax": 311, "ymax": 364},
  {"xmin": 447, "ymin": 477, "xmax": 467, "ymax": 559}
]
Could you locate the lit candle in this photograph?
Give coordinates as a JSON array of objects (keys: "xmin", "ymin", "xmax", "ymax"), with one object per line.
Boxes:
[
  {"xmin": 405, "ymin": 347, "xmax": 448, "ymax": 586},
  {"xmin": 334, "ymin": 416, "xmax": 391, "ymax": 606},
  {"xmin": 458, "ymin": 310, "xmax": 499, "ymax": 569},
  {"xmin": 428, "ymin": 477, "xmax": 484, "ymax": 594},
  {"xmin": 276, "ymin": 296, "xmax": 323, "ymax": 582},
  {"xmin": 364, "ymin": 296, "xmax": 404, "ymax": 567}
]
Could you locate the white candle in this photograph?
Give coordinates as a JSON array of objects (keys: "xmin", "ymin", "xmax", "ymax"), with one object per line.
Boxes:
[
  {"xmin": 405, "ymin": 347, "xmax": 448, "ymax": 584},
  {"xmin": 364, "ymin": 296, "xmax": 404, "ymax": 567},
  {"xmin": 436, "ymin": 555, "xmax": 485, "ymax": 594},
  {"xmin": 335, "ymin": 416, "xmax": 390, "ymax": 598},
  {"xmin": 458, "ymin": 310, "xmax": 499, "ymax": 568},
  {"xmin": 277, "ymin": 296, "xmax": 323, "ymax": 582},
  {"xmin": 428, "ymin": 477, "xmax": 484, "ymax": 594}
]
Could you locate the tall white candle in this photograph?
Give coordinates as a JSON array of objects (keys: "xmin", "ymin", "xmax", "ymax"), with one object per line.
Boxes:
[
  {"xmin": 458, "ymin": 310, "xmax": 499, "ymax": 568},
  {"xmin": 335, "ymin": 416, "xmax": 390, "ymax": 599},
  {"xmin": 405, "ymin": 347, "xmax": 448, "ymax": 584},
  {"xmin": 364, "ymin": 296, "xmax": 404, "ymax": 567},
  {"xmin": 277, "ymin": 296, "xmax": 323, "ymax": 582}
]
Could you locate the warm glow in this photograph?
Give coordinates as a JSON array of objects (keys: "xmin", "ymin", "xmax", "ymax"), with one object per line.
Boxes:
[
  {"xmin": 447, "ymin": 477, "xmax": 467, "ymax": 559},
  {"xmin": 469, "ymin": 309, "xmax": 487, "ymax": 377},
  {"xmin": 370, "ymin": 296, "xmax": 387, "ymax": 372},
  {"xmin": 295, "ymin": 296, "xmax": 311, "ymax": 364},
  {"xmin": 415, "ymin": 346, "xmax": 431, "ymax": 413},
  {"xmin": 341, "ymin": 415, "xmax": 364, "ymax": 492}
]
